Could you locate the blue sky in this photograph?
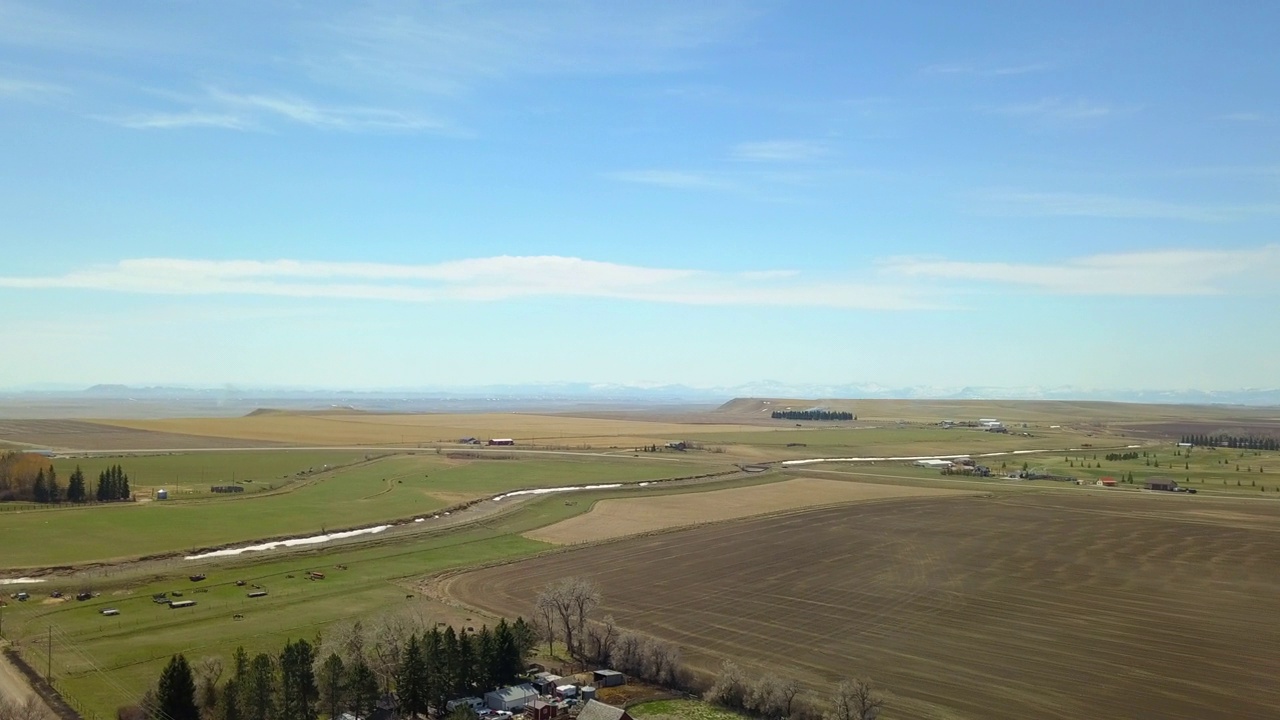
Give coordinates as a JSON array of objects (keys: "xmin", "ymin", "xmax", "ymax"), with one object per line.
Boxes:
[{"xmin": 1, "ymin": 1, "xmax": 1277, "ymax": 391}]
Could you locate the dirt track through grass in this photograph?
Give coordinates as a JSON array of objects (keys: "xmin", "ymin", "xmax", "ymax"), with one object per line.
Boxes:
[
  {"xmin": 525, "ymin": 477, "xmax": 971, "ymax": 544},
  {"xmin": 447, "ymin": 493, "xmax": 1280, "ymax": 720}
]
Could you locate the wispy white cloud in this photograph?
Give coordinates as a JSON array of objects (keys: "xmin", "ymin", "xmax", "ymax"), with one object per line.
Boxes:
[
  {"xmin": 973, "ymin": 190, "xmax": 1280, "ymax": 222},
  {"xmin": 0, "ymin": 256, "xmax": 934, "ymax": 311},
  {"xmin": 922, "ymin": 62, "xmax": 1051, "ymax": 76},
  {"xmin": 607, "ymin": 170, "xmax": 736, "ymax": 192},
  {"xmin": 731, "ymin": 140, "xmax": 828, "ymax": 163},
  {"xmin": 988, "ymin": 97, "xmax": 1116, "ymax": 121},
  {"xmin": 309, "ymin": 2, "xmax": 758, "ymax": 94},
  {"xmin": 883, "ymin": 246, "xmax": 1280, "ymax": 296},
  {"xmin": 102, "ymin": 88, "xmax": 458, "ymax": 134},
  {"xmin": 1217, "ymin": 112, "xmax": 1265, "ymax": 122},
  {"xmin": 0, "ymin": 75, "xmax": 67, "ymax": 100},
  {"xmin": 106, "ymin": 111, "xmax": 251, "ymax": 130}
]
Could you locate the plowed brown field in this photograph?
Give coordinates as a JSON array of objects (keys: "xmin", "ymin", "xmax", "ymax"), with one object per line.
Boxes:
[
  {"xmin": 445, "ymin": 492, "xmax": 1280, "ymax": 720},
  {"xmin": 526, "ymin": 478, "xmax": 972, "ymax": 544}
]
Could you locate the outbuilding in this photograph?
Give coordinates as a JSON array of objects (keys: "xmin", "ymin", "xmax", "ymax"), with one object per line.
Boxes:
[
  {"xmin": 1097, "ymin": 477, "xmax": 1118, "ymax": 487},
  {"xmin": 485, "ymin": 684, "xmax": 537, "ymax": 711},
  {"xmin": 592, "ymin": 670, "xmax": 625, "ymax": 688},
  {"xmin": 1146, "ymin": 477, "xmax": 1178, "ymax": 492},
  {"xmin": 576, "ymin": 700, "xmax": 632, "ymax": 720},
  {"xmin": 488, "ymin": 438, "xmax": 515, "ymax": 446}
]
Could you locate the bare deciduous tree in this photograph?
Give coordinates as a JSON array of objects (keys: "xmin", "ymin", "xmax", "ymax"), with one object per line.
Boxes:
[
  {"xmin": 706, "ymin": 660, "xmax": 749, "ymax": 710},
  {"xmin": 0, "ymin": 696, "xmax": 52, "ymax": 720},
  {"xmin": 194, "ymin": 655, "xmax": 223, "ymax": 712},
  {"xmin": 534, "ymin": 577, "xmax": 600, "ymax": 658},
  {"xmin": 826, "ymin": 679, "xmax": 882, "ymax": 720}
]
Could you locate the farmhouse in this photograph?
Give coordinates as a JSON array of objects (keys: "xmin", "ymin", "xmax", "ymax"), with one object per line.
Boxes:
[
  {"xmin": 484, "ymin": 684, "xmax": 537, "ymax": 711},
  {"xmin": 1097, "ymin": 477, "xmax": 1118, "ymax": 487},
  {"xmin": 1146, "ymin": 477, "xmax": 1179, "ymax": 492},
  {"xmin": 576, "ymin": 700, "xmax": 632, "ymax": 720}
]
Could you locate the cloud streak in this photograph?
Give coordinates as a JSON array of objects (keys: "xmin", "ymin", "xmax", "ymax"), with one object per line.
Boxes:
[
  {"xmin": 974, "ymin": 190, "xmax": 1280, "ymax": 222},
  {"xmin": 988, "ymin": 97, "xmax": 1116, "ymax": 122},
  {"xmin": 0, "ymin": 256, "xmax": 933, "ymax": 310},
  {"xmin": 883, "ymin": 246, "xmax": 1280, "ymax": 296},
  {"xmin": 102, "ymin": 89, "xmax": 457, "ymax": 134},
  {"xmin": 607, "ymin": 170, "xmax": 735, "ymax": 191},
  {"xmin": 731, "ymin": 140, "xmax": 828, "ymax": 163}
]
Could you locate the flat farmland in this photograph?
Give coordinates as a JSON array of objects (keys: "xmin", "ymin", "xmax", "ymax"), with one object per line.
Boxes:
[
  {"xmin": 1, "ymin": 453, "xmax": 721, "ymax": 568},
  {"xmin": 526, "ymin": 477, "xmax": 972, "ymax": 545},
  {"xmin": 0, "ymin": 419, "xmax": 284, "ymax": 451},
  {"xmin": 98, "ymin": 412, "xmax": 775, "ymax": 448},
  {"xmin": 446, "ymin": 493, "xmax": 1280, "ymax": 720}
]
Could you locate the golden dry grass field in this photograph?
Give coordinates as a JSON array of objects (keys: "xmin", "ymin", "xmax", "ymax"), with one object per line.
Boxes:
[
  {"xmin": 525, "ymin": 477, "xmax": 972, "ymax": 544},
  {"xmin": 93, "ymin": 412, "xmax": 776, "ymax": 448}
]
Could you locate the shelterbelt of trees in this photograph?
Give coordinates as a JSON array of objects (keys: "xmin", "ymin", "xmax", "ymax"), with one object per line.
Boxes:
[
  {"xmin": 1181, "ymin": 434, "xmax": 1280, "ymax": 451},
  {"xmin": 770, "ymin": 410, "xmax": 854, "ymax": 421},
  {"xmin": 127, "ymin": 618, "xmax": 538, "ymax": 720},
  {"xmin": 0, "ymin": 452, "xmax": 130, "ymax": 503}
]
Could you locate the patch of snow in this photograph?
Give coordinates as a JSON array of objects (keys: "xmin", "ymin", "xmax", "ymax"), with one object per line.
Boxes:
[
  {"xmin": 185, "ymin": 525, "xmax": 391, "ymax": 560},
  {"xmin": 492, "ymin": 483, "xmax": 624, "ymax": 501},
  {"xmin": 0, "ymin": 577, "xmax": 46, "ymax": 585}
]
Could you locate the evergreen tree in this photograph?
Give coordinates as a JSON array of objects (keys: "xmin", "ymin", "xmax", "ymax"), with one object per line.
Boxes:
[
  {"xmin": 155, "ymin": 654, "xmax": 200, "ymax": 720},
  {"xmin": 120, "ymin": 465, "xmax": 130, "ymax": 499},
  {"xmin": 97, "ymin": 469, "xmax": 109, "ymax": 502},
  {"xmin": 219, "ymin": 677, "xmax": 242, "ymax": 720},
  {"xmin": 511, "ymin": 617, "xmax": 537, "ymax": 661},
  {"xmin": 317, "ymin": 653, "xmax": 346, "ymax": 720},
  {"xmin": 279, "ymin": 638, "xmax": 318, "ymax": 720},
  {"xmin": 456, "ymin": 630, "xmax": 477, "ymax": 697},
  {"xmin": 347, "ymin": 659, "xmax": 380, "ymax": 719},
  {"xmin": 440, "ymin": 626, "xmax": 460, "ymax": 702},
  {"xmin": 494, "ymin": 620, "xmax": 523, "ymax": 686},
  {"xmin": 46, "ymin": 466, "xmax": 59, "ymax": 503},
  {"xmin": 397, "ymin": 634, "xmax": 429, "ymax": 718},
  {"xmin": 475, "ymin": 626, "xmax": 497, "ymax": 692},
  {"xmin": 243, "ymin": 653, "xmax": 277, "ymax": 720},
  {"xmin": 33, "ymin": 468, "xmax": 48, "ymax": 503},
  {"xmin": 67, "ymin": 465, "xmax": 86, "ymax": 503},
  {"xmin": 423, "ymin": 626, "xmax": 445, "ymax": 713}
]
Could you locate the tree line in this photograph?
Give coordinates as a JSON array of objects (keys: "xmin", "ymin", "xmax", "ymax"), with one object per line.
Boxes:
[
  {"xmin": 1104, "ymin": 452, "xmax": 1140, "ymax": 462},
  {"xmin": 531, "ymin": 578, "xmax": 885, "ymax": 720},
  {"xmin": 0, "ymin": 454, "xmax": 129, "ymax": 504},
  {"xmin": 707, "ymin": 660, "xmax": 882, "ymax": 720},
  {"xmin": 132, "ymin": 617, "xmax": 536, "ymax": 720},
  {"xmin": 770, "ymin": 411, "xmax": 854, "ymax": 421},
  {"xmin": 1181, "ymin": 434, "xmax": 1280, "ymax": 451}
]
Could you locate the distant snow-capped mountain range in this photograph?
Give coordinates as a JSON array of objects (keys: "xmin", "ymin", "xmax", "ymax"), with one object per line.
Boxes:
[{"xmin": 3, "ymin": 382, "xmax": 1279, "ymax": 407}]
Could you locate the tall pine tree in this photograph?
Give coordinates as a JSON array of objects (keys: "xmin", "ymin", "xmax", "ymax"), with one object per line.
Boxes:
[
  {"xmin": 32, "ymin": 468, "xmax": 49, "ymax": 503},
  {"xmin": 279, "ymin": 638, "xmax": 318, "ymax": 720},
  {"xmin": 155, "ymin": 654, "xmax": 200, "ymax": 720},
  {"xmin": 67, "ymin": 465, "xmax": 86, "ymax": 502}
]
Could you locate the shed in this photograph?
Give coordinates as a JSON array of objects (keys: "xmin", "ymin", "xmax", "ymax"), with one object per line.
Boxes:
[
  {"xmin": 1146, "ymin": 477, "xmax": 1178, "ymax": 491},
  {"xmin": 528, "ymin": 700, "xmax": 556, "ymax": 720},
  {"xmin": 156, "ymin": 489, "xmax": 169, "ymax": 500},
  {"xmin": 531, "ymin": 673, "xmax": 562, "ymax": 695},
  {"xmin": 485, "ymin": 684, "xmax": 537, "ymax": 711},
  {"xmin": 592, "ymin": 670, "xmax": 625, "ymax": 688},
  {"xmin": 554, "ymin": 684, "xmax": 579, "ymax": 699},
  {"xmin": 488, "ymin": 438, "xmax": 515, "ymax": 446},
  {"xmin": 576, "ymin": 700, "xmax": 632, "ymax": 720}
]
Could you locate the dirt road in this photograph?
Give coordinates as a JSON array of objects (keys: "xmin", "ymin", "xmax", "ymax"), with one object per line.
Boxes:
[{"xmin": 0, "ymin": 640, "xmax": 49, "ymax": 709}]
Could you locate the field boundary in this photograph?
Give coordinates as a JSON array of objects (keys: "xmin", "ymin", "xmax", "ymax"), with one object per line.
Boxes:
[
  {"xmin": 3, "ymin": 645, "xmax": 82, "ymax": 720},
  {"xmin": 428, "ymin": 492, "xmax": 985, "ymax": 613}
]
